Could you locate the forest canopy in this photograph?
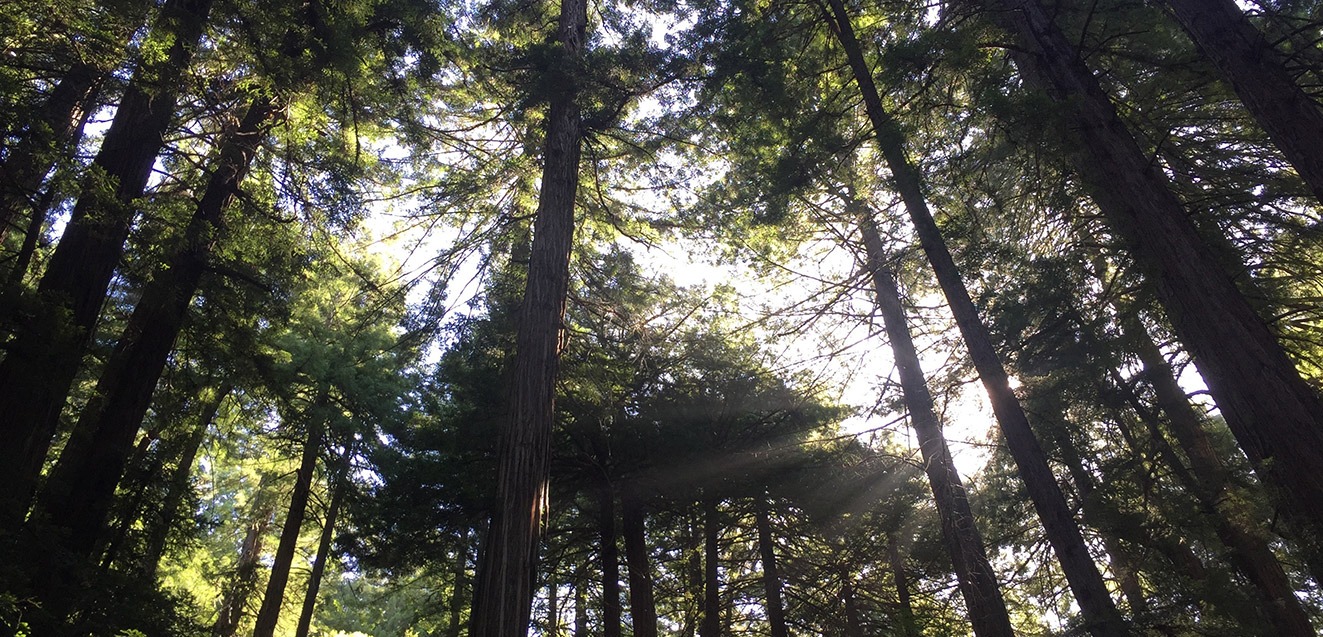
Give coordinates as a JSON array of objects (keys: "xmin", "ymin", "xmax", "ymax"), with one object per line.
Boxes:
[{"xmin": 2, "ymin": 0, "xmax": 1323, "ymax": 636}]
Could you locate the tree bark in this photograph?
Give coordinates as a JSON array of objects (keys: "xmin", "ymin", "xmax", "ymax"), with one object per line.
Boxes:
[
  {"xmin": 252, "ymin": 415, "xmax": 325, "ymax": 637},
  {"xmin": 0, "ymin": 0, "xmax": 217, "ymax": 529},
  {"xmin": 212, "ymin": 504, "xmax": 274, "ymax": 637},
  {"xmin": 887, "ymin": 535, "xmax": 920, "ymax": 637},
  {"xmin": 142, "ymin": 383, "xmax": 232, "ymax": 582},
  {"xmin": 856, "ymin": 213, "xmax": 1013, "ymax": 637},
  {"xmin": 294, "ymin": 457, "xmax": 347, "ymax": 637},
  {"xmin": 468, "ymin": 0, "xmax": 585, "ymax": 632},
  {"xmin": 29, "ymin": 95, "xmax": 275, "ymax": 563},
  {"xmin": 599, "ymin": 483, "xmax": 623, "ymax": 637},
  {"xmin": 753, "ymin": 497, "xmax": 790, "ymax": 637},
  {"xmin": 447, "ymin": 528, "xmax": 472, "ymax": 637},
  {"xmin": 621, "ymin": 486, "xmax": 658, "ymax": 637},
  {"xmin": 841, "ymin": 579, "xmax": 864, "ymax": 637},
  {"xmin": 821, "ymin": 3, "xmax": 1129, "ymax": 634},
  {"xmin": 974, "ymin": 0, "xmax": 1323, "ymax": 555},
  {"xmin": 1163, "ymin": 0, "xmax": 1323, "ymax": 203},
  {"xmin": 699, "ymin": 497, "xmax": 721, "ymax": 637}
]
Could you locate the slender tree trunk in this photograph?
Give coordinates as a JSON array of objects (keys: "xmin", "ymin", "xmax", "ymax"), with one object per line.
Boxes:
[
  {"xmin": 212, "ymin": 505, "xmax": 274, "ymax": 637},
  {"xmin": 700, "ymin": 497, "xmax": 721, "ymax": 637},
  {"xmin": 0, "ymin": 0, "xmax": 217, "ymax": 529},
  {"xmin": 29, "ymin": 96, "xmax": 275, "ymax": 563},
  {"xmin": 599, "ymin": 483, "xmax": 622, "ymax": 637},
  {"xmin": 887, "ymin": 535, "xmax": 919, "ymax": 637},
  {"xmin": 294, "ymin": 461, "xmax": 347, "ymax": 637},
  {"xmin": 99, "ymin": 430, "xmax": 163, "ymax": 569},
  {"xmin": 573, "ymin": 561, "xmax": 588, "ymax": 637},
  {"xmin": 142, "ymin": 383, "xmax": 232, "ymax": 582},
  {"xmin": 547, "ymin": 577, "xmax": 560, "ymax": 637},
  {"xmin": 822, "ymin": 3, "xmax": 1128, "ymax": 633},
  {"xmin": 469, "ymin": 0, "xmax": 585, "ymax": 632},
  {"xmin": 1162, "ymin": 0, "xmax": 1323, "ymax": 203},
  {"xmin": 682, "ymin": 513, "xmax": 703, "ymax": 637},
  {"xmin": 973, "ymin": 0, "xmax": 1323, "ymax": 552},
  {"xmin": 753, "ymin": 496, "xmax": 790, "ymax": 637},
  {"xmin": 857, "ymin": 213, "xmax": 1013, "ymax": 637},
  {"xmin": 252, "ymin": 415, "xmax": 325, "ymax": 637},
  {"xmin": 841, "ymin": 579, "xmax": 864, "ymax": 637},
  {"xmin": 621, "ymin": 486, "xmax": 658, "ymax": 637},
  {"xmin": 447, "ymin": 528, "xmax": 472, "ymax": 637}
]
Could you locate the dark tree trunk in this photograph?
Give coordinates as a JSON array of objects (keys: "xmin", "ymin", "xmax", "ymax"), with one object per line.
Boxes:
[
  {"xmin": 599, "ymin": 484, "xmax": 622, "ymax": 637},
  {"xmin": 468, "ymin": 0, "xmax": 585, "ymax": 632},
  {"xmin": 887, "ymin": 535, "xmax": 919, "ymax": 637},
  {"xmin": 856, "ymin": 214, "xmax": 1013, "ymax": 637},
  {"xmin": 212, "ymin": 505, "xmax": 273, "ymax": 637},
  {"xmin": 142, "ymin": 383, "xmax": 231, "ymax": 582},
  {"xmin": 822, "ymin": 3, "xmax": 1128, "ymax": 634},
  {"xmin": 752, "ymin": 497, "xmax": 790, "ymax": 637},
  {"xmin": 0, "ymin": 0, "xmax": 216, "ymax": 528},
  {"xmin": 29, "ymin": 96, "xmax": 275, "ymax": 563},
  {"xmin": 98, "ymin": 429, "xmax": 163, "ymax": 570},
  {"xmin": 621, "ymin": 486, "xmax": 658, "ymax": 637},
  {"xmin": 1163, "ymin": 0, "xmax": 1323, "ymax": 203},
  {"xmin": 699, "ymin": 497, "xmax": 721, "ymax": 637},
  {"xmin": 447, "ymin": 528, "xmax": 472, "ymax": 637},
  {"xmin": 252, "ymin": 416, "xmax": 325, "ymax": 637},
  {"xmin": 1117, "ymin": 323, "xmax": 1314, "ymax": 634},
  {"xmin": 294, "ymin": 460, "xmax": 347, "ymax": 637},
  {"xmin": 974, "ymin": 0, "xmax": 1323, "ymax": 554},
  {"xmin": 841, "ymin": 580, "xmax": 864, "ymax": 637},
  {"xmin": 573, "ymin": 561, "xmax": 588, "ymax": 637},
  {"xmin": 547, "ymin": 577, "xmax": 560, "ymax": 637}
]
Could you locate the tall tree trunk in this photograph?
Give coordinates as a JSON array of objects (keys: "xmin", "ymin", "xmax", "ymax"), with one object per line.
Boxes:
[
  {"xmin": 621, "ymin": 486, "xmax": 658, "ymax": 637},
  {"xmin": 599, "ymin": 483, "xmax": 622, "ymax": 637},
  {"xmin": 98, "ymin": 429, "xmax": 164, "ymax": 570},
  {"xmin": 142, "ymin": 383, "xmax": 232, "ymax": 582},
  {"xmin": 547, "ymin": 577, "xmax": 560, "ymax": 637},
  {"xmin": 856, "ymin": 212, "xmax": 1014, "ymax": 637},
  {"xmin": 252, "ymin": 415, "xmax": 325, "ymax": 637},
  {"xmin": 573, "ymin": 561, "xmax": 588, "ymax": 637},
  {"xmin": 447, "ymin": 528, "xmax": 472, "ymax": 637},
  {"xmin": 821, "ymin": 3, "xmax": 1128, "ymax": 634},
  {"xmin": 887, "ymin": 535, "xmax": 919, "ymax": 637},
  {"xmin": 0, "ymin": 0, "xmax": 217, "ymax": 529},
  {"xmin": 973, "ymin": 0, "xmax": 1323, "ymax": 554},
  {"xmin": 1162, "ymin": 0, "xmax": 1323, "ymax": 203},
  {"xmin": 752, "ymin": 496, "xmax": 790, "ymax": 637},
  {"xmin": 468, "ymin": 0, "xmax": 585, "ymax": 632},
  {"xmin": 294, "ymin": 456, "xmax": 347, "ymax": 637},
  {"xmin": 841, "ymin": 579, "xmax": 864, "ymax": 637},
  {"xmin": 1115, "ymin": 322, "xmax": 1314, "ymax": 634},
  {"xmin": 699, "ymin": 497, "xmax": 721, "ymax": 637},
  {"xmin": 212, "ymin": 503, "xmax": 274, "ymax": 637},
  {"xmin": 29, "ymin": 95, "xmax": 275, "ymax": 563}
]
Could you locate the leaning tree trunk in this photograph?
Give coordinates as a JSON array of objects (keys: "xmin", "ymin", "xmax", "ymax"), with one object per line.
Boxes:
[
  {"xmin": 1163, "ymin": 0, "xmax": 1323, "ymax": 204},
  {"xmin": 973, "ymin": 0, "xmax": 1323, "ymax": 554},
  {"xmin": 294, "ymin": 454, "xmax": 348, "ymax": 637},
  {"xmin": 699, "ymin": 497, "xmax": 721, "ymax": 637},
  {"xmin": 752, "ymin": 496, "xmax": 790, "ymax": 637},
  {"xmin": 857, "ymin": 213, "xmax": 1014, "ymax": 637},
  {"xmin": 468, "ymin": 0, "xmax": 586, "ymax": 633},
  {"xmin": 621, "ymin": 486, "xmax": 658, "ymax": 637},
  {"xmin": 0, "ymin": 0, "xmax": 216, "ymax": 529},
  {"xmin": 142, "ymin": 383, "xmax": 233, "ymax": 582},
  {"xmin": 821, "ymin": 3, "xmax": 1129, "ymax": 634},
  {"xmin": 252, "ymin": 414, "xmax": 325, "ymax": 637},
  {"xmin": 599, "ymin": 483, "xmax": 623, "ymax": 637},
  {"xmin": 29, "ymin": 95, "xmax": 275, "ymax": 565}
]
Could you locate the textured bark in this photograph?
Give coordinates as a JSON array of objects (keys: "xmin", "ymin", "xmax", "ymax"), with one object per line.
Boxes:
[
  {"xmin": 822, "ymin": 2, "xmax": 1128, "ymax": 633},
  {"xmin": 0, "ymin": 0, "xmax": 216, "ymax": 528},
  {"xmin": 468, "ymin": 0, "xmax": 585, "ymax": 632},
  {"xmin": 841, "ymin": 580, "xmax": 864, "ymax": 637},
  {"xmin": 142, "ymin": 384, "xmax": 231, "ymax": 582},
  {"xmin": 857, "ymin": 215, "xmax": 1013, "ymax": 637},
  {"xmin": 253, "ymin": 416, "xmax": 325, "ymax": 637},
  {"xmin": 599, "ymin": 484, "xmax": 623, "ymax": 637},
  {"xmin": 752, "ymin": 497, "xmax": 790, "ymax": 637},
  {"xmin": 621, "ymin": 487, "xmax": 658, "ymax": 637},
  {"xmin": 1163, "ymin": 0, "xmax": 1323, "ymax": 203},
  {"xmin": 212, "ymin": 505, "xmax": 273, "ymax": 637},
  {"xmin": 30, "ymin": 96, "xmax": 275, "ymax": 562},
  {"xmin": 699, "ymin": 497, "xmax": 721, "ymax": 637},
  {"xmin": 887, "ymin": 535, "xmax": 920, "ymax": 637},
  {"xmin": 447, "ymin": 528, "xmax": 472, "ymax": 637},
  {"xmin": 1118, "ymin": 323, "xmax": 1314, "ymax": 635},
  {"xmin": 975, "ymin": 0, "xmax": 1323, "ymax": 553},
  {"xmin": 294, "ymin": 464, "xmax": 347, "ymax": 637}
]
